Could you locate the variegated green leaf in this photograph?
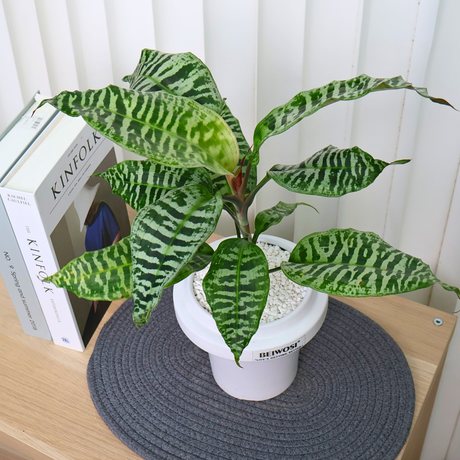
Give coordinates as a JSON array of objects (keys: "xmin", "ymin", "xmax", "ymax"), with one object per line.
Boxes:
[
  {"xmin": 40, "ymin": 86, "xmax": 239, "ymax": 176},
  {"xmin": 45, "ymin": 237, "xmax": 132, "ymax": 301},
  {"xmin": 268, "ymin": 145, "xmax": 409, "ymax": 197},
  {"xmin": 131, "ymin": 184, "xmax": 223, "ymax": 328},
  {"xmin": 123, "ymin": 49, "xmax": 225, "ymax": 113},
  {"xmin": 252, "ymin": 75, "xmax": 455, "ymax": 165},
  {"xmin": 203, "ymin": 238, "xmax": 270, "ymax": 364},
  {"xmin": 165, "ymin": 243, "xmax": 213, "ymax": 288},
  {"xmin": 253, "ymin": 201, "xmax": 318, "ymax": 243},
  {"xmin": 46, "ymin": 237, "xmax": 213, "ymax": 301},
  {"xmin": 97, "ymin": 160, "xmax": 212, "ymax": 211},
  {"xmin": 123, "ymin": 50, "xmax": 251, "ymax": 161},
  {"xmin": 220, "ymin": 103, "xmax": 251, "ymax": 157},
  {"xmin": 281, "ymin": 228, "xmax": 460, "ymax": 299},
  {"xmin": 210, "ymin": 173, "xmax": 232, "ymax": 196},
  {"xmin": 122, "ymin": 49, "xmax": 255, "ymax": 193},
  {"xmin": 220, "ymin": 103, "xmax": 257, "ymax": 193}
]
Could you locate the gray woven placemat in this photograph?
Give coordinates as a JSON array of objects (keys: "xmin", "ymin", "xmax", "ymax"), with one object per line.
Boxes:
[{"xmin": 87, "ymin": 288, "xmax": 415, "ymax": 460}]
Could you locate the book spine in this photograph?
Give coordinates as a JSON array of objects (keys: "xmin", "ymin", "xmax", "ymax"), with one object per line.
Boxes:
[
  {"xmin": 0, "ymin": 196, "xmax": 52, "ymax": 340},
  {"xmin": 0, "ymin": 190, "xmax": 85, "ymax": 351}
]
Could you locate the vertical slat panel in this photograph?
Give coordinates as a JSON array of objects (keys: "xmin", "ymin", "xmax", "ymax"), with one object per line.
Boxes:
[
  {"xmin": 103, "ymin": 0, "xmax": 156, "ymax": 85},
  {"xmin": 430, "ymin": 172, "xmax": 460, "ymax": 312},
  {"xmin": 429, "ymin": 179, "xmax": 460, "ymax": 310},
  {"xmin": 103, "ymin": 0, "xmax": 156, "ymax": 162},
  {"xmin": 66, "ymin": 0, "xmax": 113, "ymax": 90},
  {"xmin": 398, "ymin": 0, "xmax": 460, "ymax": 307},
  {"xmin": 293, "ymin": 0, "xmax": 364, "ymax": 241},
  {"xmin": 203, "ymin": 0, "xmax": 258, "ymax": 236},
  {"xmin": 420, "ymin": 0, "xmax": 460, "ymax": 313},
  {"xmin": 383, "ymin": 0, "xmax": 441, "ymax": 248},
  {"xmin": 34, "ymin": 0, "xmax": 79, "ymax": 94},
  {"xmin": 256, "ymin": 0, "xmax": 307, "ymax": 241},
  {"xmin": 0, "ymin": 1, "xmax": 23, "ymax": 130},
  {"xmin": 2, "ymin": 0, "xmax": 51, "ymax": 98},
  {"xmin": 203, "ymin": 0, "xmax": 258, "ymax": 141},
  {"xmin": 338, "ymin": 0, "xmax": 424, "ymax": 235},
  {"xmin": 152, "ymin": 0, "xmax": 205, "ymax": 61}
]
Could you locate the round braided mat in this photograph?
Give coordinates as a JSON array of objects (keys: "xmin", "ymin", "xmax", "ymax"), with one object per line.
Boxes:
[{"xmin": 87, "ymin": 288, "xmax": 414, "ymax": 460}]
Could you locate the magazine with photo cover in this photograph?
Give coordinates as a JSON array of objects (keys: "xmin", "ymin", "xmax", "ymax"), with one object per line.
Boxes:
[{"xmin": 0, "ymin": 113, "xmax": 130, "ymax": 350}]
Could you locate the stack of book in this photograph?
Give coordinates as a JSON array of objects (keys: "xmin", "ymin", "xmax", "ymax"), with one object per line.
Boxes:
[{"xmin": 0, "ymin": 94, "xmax": 131, "ymax": 351}]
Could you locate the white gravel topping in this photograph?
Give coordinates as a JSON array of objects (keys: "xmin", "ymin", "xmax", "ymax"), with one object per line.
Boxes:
[{"xmin": 193, "ymin": 241, "xmax": 307, "ymax": 323}]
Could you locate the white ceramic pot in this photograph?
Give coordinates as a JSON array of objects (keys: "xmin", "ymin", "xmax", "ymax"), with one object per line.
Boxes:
[{"xmin": 173, "ymin": 235, "xmax": 328, "ymax": 401}]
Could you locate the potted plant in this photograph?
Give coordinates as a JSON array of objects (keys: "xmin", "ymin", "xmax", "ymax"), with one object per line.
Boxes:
[{"xmin": 40, "ymin": 49, "xmax": 460, "ymax": 400}]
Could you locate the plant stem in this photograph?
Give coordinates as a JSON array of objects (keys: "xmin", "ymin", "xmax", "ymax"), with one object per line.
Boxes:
[
  {"xmin": 240, "ymin": 161, "xmax": 251, "ymax": 198},
  {"xmin": 245, "ymin": 174, "xmax": 271, "ymax": 211},
  {"xmin": 223, "ymin": 202, "xmax": 241, "ymax": 225},
  {"xmin": 223, "ymin": 200, "xmax": 250, "ymax": 240},
  {"xmin": 269, "ymin": 266, "xmax": 281, "ymax": 274},
  {"xmin": 237, "ymin": 219, "xmax": 252, "ymax": 240}
]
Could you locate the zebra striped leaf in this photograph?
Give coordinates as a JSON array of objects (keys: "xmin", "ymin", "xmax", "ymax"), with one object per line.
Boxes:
[
  {"xmin": 220, "ymin": 103, "xmax": 251, "ymax": 157},
  {"xmin": 40, "ymin": 86, "xmax": 239, "ymax": 176},
  {"xmin": 45, "ymin": 237, "xmax": 132, "ymax": 301},
  {"xmin": 46, "ymin": 237, "xmax": 213, "ymax": 300},
  {"xmin": 203, "ymin": 238, "xmax": 270, "ymax": 364},
  {"xmin": 122, "ymin": 49, "xmax": 255, "ymax": 192},
  {"xmin": 253, "ymin": 201, "xmax": 318, "ymax": 243},
  {"xmin": 97, "ymin": 160, "xmax": 212, "ymax": 211},
  {"xmin": 131, "ymin": 184, "xmax": 223, "ymax": 328},
  {"xmin": 281, "ymin": 228, "xmax": 460, "ymax": 299},
  {"xmin": 165, "ymin": 243, "xmax": 214, "ymax": 288},
  {"xmin": 252, "ymin": 75, "xmax": 455, "ymax": 165},
  {"xmin": 123, "ymin": 49, "xmax": 224, "ymax": 113},
  {"xmin": 268, "ymin": 145, "xmax": 409, "ymax": 197},
  {"xmin": 209, "ymin": 173, "xmax": 232, "ymax": 196},
  {"xmin": 219, "ymin": 103, "xmax": 257, "ymax": 193}
]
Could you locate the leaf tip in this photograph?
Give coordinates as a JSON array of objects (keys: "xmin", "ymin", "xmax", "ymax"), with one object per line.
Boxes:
[
  {"xmin": 391, "ymin": 158, "xmax": 411, "ymax": 166},
  {"xmin": 43, "ymin": 273, "xmax": 58, "ymax": 286},
  {"xmin": 133, "ymin": 318, "xmax": 145, "ymax": 330}
]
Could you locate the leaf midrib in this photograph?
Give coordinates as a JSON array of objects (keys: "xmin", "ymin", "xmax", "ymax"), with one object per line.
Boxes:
[
  {"xmin": 90, "ymin": 104, "xmax": 210, "ymax": 153},
  {"xmin": 233, "ymin": 244, "xmax": 245, "ymax": 331},
  {"xmin": 65, "ymin": 261, "xmax": 132, "ymax": 283},
  {"xmin": 88, "ymin": 89, "xmax": 234, "ymax": 172},
  {"xmin": 272, "ymin": 165, "xmax": 370, "ymax": 172},
  {"xmin": 284, "ymin": 260, "xmax": 423, "ymax": 274},
  {"xmin": 141, "ymin": 75, "xmax": 176, "ymax": 96},
  {"xmin": 152, "ymin": 195, "xmax": 215, "ymax": 283}
]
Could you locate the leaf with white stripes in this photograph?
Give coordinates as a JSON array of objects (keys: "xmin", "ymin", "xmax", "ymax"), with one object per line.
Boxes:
[
  {"xmin": 268, "ymin": 145, "xmax": 409, "ymax": 197},
  {"xmin": 46, "ymin": 236, "xmax": 213, "ymax": 301},
  {"xmin": 122, "ymin": 49, "xmax": 255, "ymax": 193},
  {"xmin": 281, "ymin": 228, "xmax": 460, "ymax": 299},
  {"xmin": 252, "ymin": 75, "xmax": 455, "ymax": 165},
  {"xmin": 203, "ymin": 238, "xmax": 270, "ymax": 364},
  {"xmin": 46, "ymin": 237, "xmax": 132, "ymax": 301},
  {"xmin": 253, "ymin": 201, "xmax": 318, "ymax": 243},
  {"xmin": 131, "ymin": 184, "xmax": 223, "ymax": 328},
  {"xmin": 40, "ymin": 86, "xmax": 239, "ymax": 176},
  {"xmin": 165, "ymin": 243, "xmax": 214, "ymax": 288},
  {"xmin": 123, "ymin": 49, "xmax": 225, "ymax": 113},
  {"xmin": 97, "ymin": 160, "xmax": 213, "ymax": 211},
  {"xmin": 220, "ymin": 103, "xmax": 257, "ymax": 193}
]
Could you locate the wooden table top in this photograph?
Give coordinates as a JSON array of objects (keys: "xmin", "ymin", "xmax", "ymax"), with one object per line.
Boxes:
[{"xmin": 0, "ymin": 235, "xmax": 456, "ymax": 459}]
